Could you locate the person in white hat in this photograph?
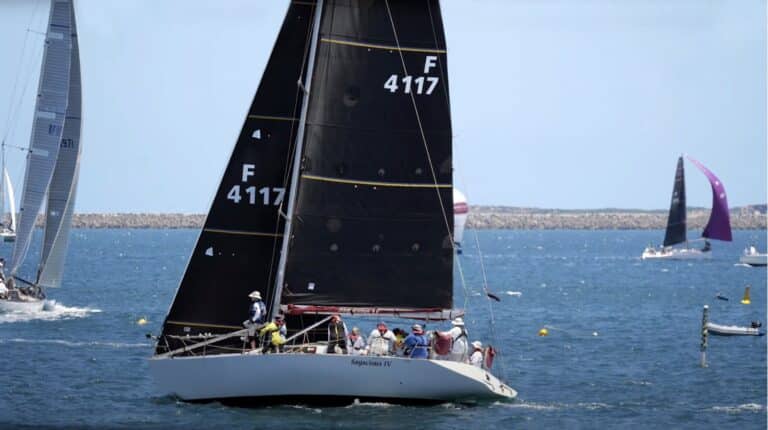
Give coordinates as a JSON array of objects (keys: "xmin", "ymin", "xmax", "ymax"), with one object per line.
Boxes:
[
  {"xmin": 245, "ymin": 290, "xmax": 266, "ymax": 349},
  {"xmin": 449, "ymin": 317, "xmax": 469, "ymax": 362},
  {"xmin": 469, "ymin": 341, "xmax": 484, "ymax": 368}
]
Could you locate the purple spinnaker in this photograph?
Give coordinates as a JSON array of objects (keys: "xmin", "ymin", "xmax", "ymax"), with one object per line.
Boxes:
[{"xmin": 686, "ymin": 156, "xmax": 732, "ymax": 242}]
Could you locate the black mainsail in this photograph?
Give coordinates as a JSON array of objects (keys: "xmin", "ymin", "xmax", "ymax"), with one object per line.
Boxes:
[
  {"xmin": 663, "ymin": 156, "xmax": 686, "ymax": 247},
  {"xmin": 158, "ymin": 2, "xmax": 316, "ymax": 348},
  {"xmin": 279, "ymin": 0, "xmax": 454, "ymax": 310}
]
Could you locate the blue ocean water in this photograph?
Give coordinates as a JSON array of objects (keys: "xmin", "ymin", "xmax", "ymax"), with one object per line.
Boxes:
[{"xmin": 0, "ymin": 229, "xmax": 765, "ymax": 429}]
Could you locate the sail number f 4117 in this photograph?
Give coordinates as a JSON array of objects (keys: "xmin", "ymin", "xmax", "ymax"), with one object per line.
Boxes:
[
  {"xmin": 383, "ymin": 55, "xmax": 440, "ymax": 95},
  {"xmin": 226, "ymin": 164, "xmax": 285, "ymax": 206}
]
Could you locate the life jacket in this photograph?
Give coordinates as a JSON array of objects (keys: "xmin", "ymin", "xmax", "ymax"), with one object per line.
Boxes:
[
  {"xmin": 484, "ymin": 346, "xmax": 496, "ymax": 369},
  {"xmin": 433, "ymin": 332, "xmax": 452, "ymax": 355}
]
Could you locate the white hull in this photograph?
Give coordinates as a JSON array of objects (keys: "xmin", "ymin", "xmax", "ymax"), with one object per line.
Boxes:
[
  {"xmin": 0, "ymin": 298, "xmax": 44, "ymax": 312},
  {"xmin": 149, "ymin": 352, "xmax": 515, "ymax": 404},
  {"xmin": 0, "ymin": 230, "xmax": 15, "ymax": 243},
  {"xmin": 740, "ymin": 253, "xmax": 767, "ymax": 267},
  {"xmin": 641, "ymin": 247, "xmax": 712, "ymax": 260},
  {"xmin": 706, "ymin": 322, "xmax": 763, "ymax": 336}
]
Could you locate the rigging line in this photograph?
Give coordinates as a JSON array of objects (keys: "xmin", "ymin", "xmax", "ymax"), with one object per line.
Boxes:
[
  {"xmin": 421, "ymin": 1, "xmax": 471, "ymax": 314},
  {"xmin": 383, "ymin": 1, "xmax": 472, "ymax": 314},
  {"xmin": 2, "ymin": 0, "xmax": 45, "ymax": 143},
  {"xmin": 266, "ymin": 1, "xmax": 320, "ymax": 308},
  {"xmin": 383, "ymin": 1, "xmax": 453, "ymax": 249},
  {"xmin": 424, "ymin": 1, "xmax": 506, "ymax": 382}
]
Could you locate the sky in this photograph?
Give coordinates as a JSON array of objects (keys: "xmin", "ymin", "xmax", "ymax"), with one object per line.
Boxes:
[{"xmin": 0, "ymin": 0, "xmax": 765, "ymax": 213}]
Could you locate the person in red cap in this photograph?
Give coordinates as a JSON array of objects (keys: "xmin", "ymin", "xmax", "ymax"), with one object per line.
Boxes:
[{"xmin": 367, "ymin": 321, "xmax": 396, "ymax": 356}]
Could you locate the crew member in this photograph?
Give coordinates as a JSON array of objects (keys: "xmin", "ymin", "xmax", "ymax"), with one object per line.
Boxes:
[
  {"xmin": 326, "ymin": 314, "xmax": 348, "ymax": 354},
  {"xmin": 367, "ymin": 321, "xmax": 396, "ymax": 356},
  {"xmin": 404, "ymin": 324, "xmax": 429, "ymax": 359},
  {"xmin": 259, "ymin": 315, "xmax": 287, "ymax": 353}
]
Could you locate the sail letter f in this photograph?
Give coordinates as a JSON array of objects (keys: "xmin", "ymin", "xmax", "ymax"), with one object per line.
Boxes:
[{"xmin": 242, "ymin": 164, "xmax": 255, "ymax": 182}]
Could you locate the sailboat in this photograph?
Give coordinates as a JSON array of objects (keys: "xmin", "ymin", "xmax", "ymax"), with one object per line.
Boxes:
[
  {"xmin": 0, "ymin": 157, "xmax": 18, "ymax": 242},
  {"xmin": 642, "ymin": 155, "xmax": 732, "ymax": 260},
  {"xmin": 453, "ymin": 188, "xmax": 468, "ymax": 253},
  {"xmin": 0, "ymin": 0, "xmax": 82, "ymax": 312},
  {"xmin": 150, "ymin": 0, "xmax": 515, "ymax": 404}
]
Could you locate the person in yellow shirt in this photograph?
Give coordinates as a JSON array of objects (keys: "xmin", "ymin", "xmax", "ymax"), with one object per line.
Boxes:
[{"xmin": 259, "ymin": 315, "xmax": 287, "ymax": 353}]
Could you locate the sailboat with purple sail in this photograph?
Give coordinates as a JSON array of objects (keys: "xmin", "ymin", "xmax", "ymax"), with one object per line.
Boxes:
[{"xmin": 642, "ymin": 155, "xmax": 732, "ymax": 260}]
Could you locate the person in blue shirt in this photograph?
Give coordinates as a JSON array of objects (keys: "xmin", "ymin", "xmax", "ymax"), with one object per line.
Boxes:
[
  {"xmin": 246, "ymin": 290, "xmax": 267, "ymax": 349},
  {"xmin": 403, "ymin": 324, "xmax": 429, "ymax": 359}
]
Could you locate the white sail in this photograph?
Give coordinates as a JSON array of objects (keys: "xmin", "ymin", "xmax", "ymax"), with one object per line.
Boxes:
[
  {"xmin": 453, "ymin": 188, "xmax": 468, "ymax": 246},
  {"xmin": 10, "ymin": 0, "xmax": 74, "ymax": 276},
  {"xmin": 5, "ymin": 169, "xmax": 17, "ymax": 232},
  {"xmin": 38, "ymin": 3, "xmax": 82, "ymax": 289}
]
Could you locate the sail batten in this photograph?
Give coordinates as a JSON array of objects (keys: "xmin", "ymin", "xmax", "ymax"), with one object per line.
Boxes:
[
  {"xmin": 11, "ymin": 0, "xmax": 75, "ymax": 277},
  {"xmin": 663, "ymin": 156, "xmax": 686, "ymax": 247},
  {"xmin": 686, "ymin": 155, "xmax": 732, "ymax": 242}
]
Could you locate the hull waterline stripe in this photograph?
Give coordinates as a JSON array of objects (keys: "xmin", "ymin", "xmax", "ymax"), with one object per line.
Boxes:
[
  {"xmin": 204, "ymin": 228, "xmax": 282, "ymax": 238},
  {"xmin": 320, "ymin": 38, "xmax": 446, "ymax": 54},
  {"xmin": 247, "ymin": 115, "xmax": 298, "ymax": 122},
  {"xmin": 301, "ymin": 174, "xmax": 451, "ymax": 189},
  {"xmin": 165, "ymin": 320, "xmax": 243, "ymax": 330}
]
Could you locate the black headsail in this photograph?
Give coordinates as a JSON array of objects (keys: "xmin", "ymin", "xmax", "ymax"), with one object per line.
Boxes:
[
  {"xmin": 279, "ymin": 0, "xmax": 454, "ymax": 312},
  {"xmin": 157, "ymin": 1, "xmax": 316, "ymax": 353},
  {"xmin": 663, "ymin": 156, "xmax": 686, "ymax": 247}
]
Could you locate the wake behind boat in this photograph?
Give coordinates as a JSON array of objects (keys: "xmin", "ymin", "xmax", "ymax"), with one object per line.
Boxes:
[
  {"xmin": 0, "ymin": 0, "xmax": 82, "ymax": 312},
  {"xmin": 642, "ymin": 155, "xmax": 732, "ymax": 260},
  {"xmin": 150, "ymin": 0, "xmax": 515, "ymax": 404}
]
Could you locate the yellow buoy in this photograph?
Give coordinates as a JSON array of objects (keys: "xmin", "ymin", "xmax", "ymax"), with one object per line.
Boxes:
[
  {"xmin": 137, "ymin": 317, "xmax": 148, "ymax": 326},
  {"xmin": 538, "ymin": 328, "xmax": 549, "ymax": 336},
  {"xmin": 741, "ymin": 286, "xmax": 751, "ymax": 305}
]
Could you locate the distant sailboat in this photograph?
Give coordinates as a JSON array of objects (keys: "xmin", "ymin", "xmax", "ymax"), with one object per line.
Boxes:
[
  {"xmin": 453, "ymin": 188, "xmax": 468, "ymax": 253},
  {"xmin": 150, "ymin": 0, "xmax": 515, "ymax": 404},
  {"xmin": 0, "ymin": 160, "xmax": 18, "ymax": 243},
  {"xmin": 0, "ymin": 0, "xmax": 82, "ymax": 312},
  {"xmin": 642, "ymin": 155, "xmax": 732, "ymax": 260}
]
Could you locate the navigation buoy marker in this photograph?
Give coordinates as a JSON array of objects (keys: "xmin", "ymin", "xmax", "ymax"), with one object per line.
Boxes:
[
  {"xmin": 137, "ymin": 317, "xmax": 148, "ymax": 326},
  {"xmin": 741, "ymin": 286, "xmax": 751, "ymax": 305},
  {"xmin": 538, "ymin": 328, "xmax": 548, "ymax": 336}
]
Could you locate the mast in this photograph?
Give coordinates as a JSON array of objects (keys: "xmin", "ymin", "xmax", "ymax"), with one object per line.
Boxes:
[
  {"xmin": 0, "ymin": 142, "xmax": 5, "ymax": 228},
  {"xmin": 269, "ymin": 0, "xmax": 325, "ymax": 321}
]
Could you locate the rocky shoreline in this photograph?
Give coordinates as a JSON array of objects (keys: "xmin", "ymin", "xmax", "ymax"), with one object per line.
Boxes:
[{"xmin": 49, "ymin": 206, "xmax": 767, "ymax": 230}]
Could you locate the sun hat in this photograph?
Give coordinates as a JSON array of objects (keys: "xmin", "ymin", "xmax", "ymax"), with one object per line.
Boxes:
[
  {"xmin": 248, "ymin": 290, "xmax": 262, "ymax": 300},
  {"xmin": 451, "ymin": 317, "xmax": 464, "ymax": 326},
  {"xmin": 411, "ymin": 324, "xmax": 423, "ymax": 333},
  {"xmin": 472, "ymin": 341, "xmax": 482, "ymax": 349}
]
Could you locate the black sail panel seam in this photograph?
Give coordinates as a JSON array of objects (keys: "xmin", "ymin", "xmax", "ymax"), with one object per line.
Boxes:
[{"xmin": 320, "ymin": 37, "xmax": 446, "ymax": 54}]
